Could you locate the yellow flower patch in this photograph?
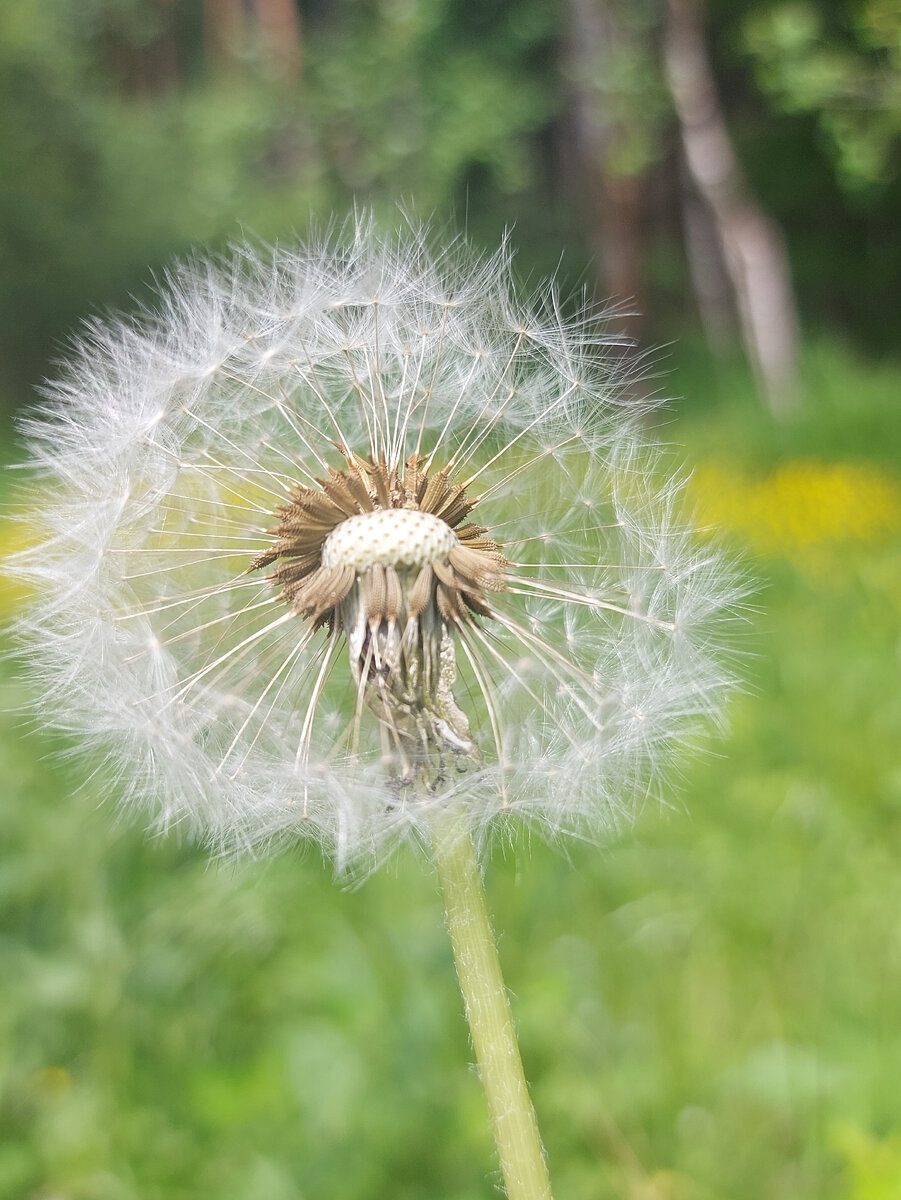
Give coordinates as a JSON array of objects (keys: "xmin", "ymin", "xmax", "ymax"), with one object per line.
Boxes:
[
  {"xmin": 0, "ymin": 513, "xmax": 37, "ymax": 614},
  {"xmin": 691, "ymin": 459, "xmax": 901, "ymax": 562}
]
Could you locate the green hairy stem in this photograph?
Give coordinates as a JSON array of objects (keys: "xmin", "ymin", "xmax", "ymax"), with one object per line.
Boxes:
[{"xmin": 431, "ymin": 811, "xmax": 554, "ymax": 1200}]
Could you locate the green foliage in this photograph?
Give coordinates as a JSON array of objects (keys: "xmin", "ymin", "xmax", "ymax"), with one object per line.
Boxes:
[
  {"xmin": 304, "ymin": 0, "xmax": 555, "ymax": 201},
  {"xmin": 3, "ymin": 0, "xmax": 901, "ymax": 392},
  {"xmin": 832, "ymin": 1125, "xmax": 901, "ymax": 1200},
  {"xmin": 744, "ymin": 1, "xmax": 901, "ymax": 192},
  {"xmin": 0, "ymin": 0, "xmax": 560, "ymax": 403},
  {"xmin": 3, "ymin": 344, "xmax": 901, "ymax": 1197}
]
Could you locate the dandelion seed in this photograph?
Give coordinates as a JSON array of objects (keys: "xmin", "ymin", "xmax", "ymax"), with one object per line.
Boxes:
[
  {"xmin": 10, "ymin": 215, "xmax": 739, "ymax": 873},
  {"xmin": 8, "ymin": 214, "xmax": 743, "ymax": 1200}
]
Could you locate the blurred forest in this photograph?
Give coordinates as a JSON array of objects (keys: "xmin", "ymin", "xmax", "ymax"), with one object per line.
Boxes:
[{"xmin": 3, "ymin": 0, "xmax": 901, "ymax": 412}]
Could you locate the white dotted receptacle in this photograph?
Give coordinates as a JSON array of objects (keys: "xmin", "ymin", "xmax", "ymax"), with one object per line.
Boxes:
[{"xmin": 322, "ymin": 509, "xmax": 457, "ymax": 572}]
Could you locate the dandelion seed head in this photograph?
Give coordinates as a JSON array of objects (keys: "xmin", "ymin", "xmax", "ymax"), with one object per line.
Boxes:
[
  {"xmin": 9, "ymin": 214, "xmax": 742, "ymax": 872},
  {"xmin": 321, "ymin": 509, "xmax": 459, "ymax": 572}
]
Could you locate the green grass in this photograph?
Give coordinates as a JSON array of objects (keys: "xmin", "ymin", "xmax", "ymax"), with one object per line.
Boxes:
[{"xmin": 2, "ymin": 339, "xmax": 901, "ymax": 1199}]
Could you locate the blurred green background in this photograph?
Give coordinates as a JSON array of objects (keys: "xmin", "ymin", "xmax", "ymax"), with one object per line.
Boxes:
[{"xmin": 3, "ymin": 2, "xmax": 901, "ymax": 1197}]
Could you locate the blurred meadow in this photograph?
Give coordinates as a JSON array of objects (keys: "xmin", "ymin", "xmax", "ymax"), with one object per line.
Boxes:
[{"xmin": 2, "ymin": 2, "xmax": 901, "ymax": 1198}]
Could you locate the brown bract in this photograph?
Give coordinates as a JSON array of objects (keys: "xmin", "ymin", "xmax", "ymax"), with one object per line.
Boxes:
[{"xmin": 249, "ymin": 449, "xmax": 508, "ymax": 632}]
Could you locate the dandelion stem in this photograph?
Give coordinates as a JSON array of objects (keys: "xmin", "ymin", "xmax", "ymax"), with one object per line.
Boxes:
[{"xmin": 431, "ymin": 810, "xmax": 554, "ymax": 1200}]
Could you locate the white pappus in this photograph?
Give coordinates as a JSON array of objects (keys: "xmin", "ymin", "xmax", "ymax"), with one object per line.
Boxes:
[{"xmin": 10, "ymin": 216, "xmax": 741, "ymax": 872}]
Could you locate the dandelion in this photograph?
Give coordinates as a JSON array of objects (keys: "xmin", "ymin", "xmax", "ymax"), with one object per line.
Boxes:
[{"xmin": 11, "ymin": 215, "xmax": 740, "ymax": 1199}]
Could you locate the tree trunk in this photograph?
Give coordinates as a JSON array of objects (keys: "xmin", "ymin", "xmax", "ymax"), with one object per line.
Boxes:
[
  {"xmin": 250, "ymin": 0, "xmax": 303, "ymax": 83},
  {"xmin": 679, "ymin": 159, "xmax": 736, "ymax": 354},
  {"xmin": 663, "ymin": 0, "xmax": 801, "ymax": 414},
  {"xmin": 203, "ymin": 0, "xmax": 246, "ymax": 75},
  {"xmin": 563, "ymin": 0, "xmax": 649, "ymax": 343}
]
